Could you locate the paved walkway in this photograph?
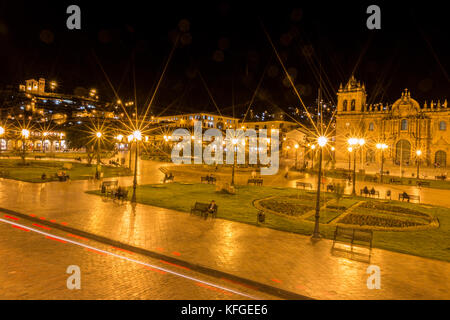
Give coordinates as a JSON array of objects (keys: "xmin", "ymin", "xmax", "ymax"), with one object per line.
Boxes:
[{"xmin": 0, "ymin": 161, "xmax": 449, "ymax": 299}]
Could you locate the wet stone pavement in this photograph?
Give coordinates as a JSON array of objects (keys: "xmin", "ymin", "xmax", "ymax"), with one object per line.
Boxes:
[{"xmin": 0, "ymin": 160, "xmax": 449, "ymax": 299}]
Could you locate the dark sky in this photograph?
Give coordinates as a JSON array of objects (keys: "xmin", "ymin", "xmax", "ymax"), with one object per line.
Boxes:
[{"xmin": 0, "ymin": 0, "xmax": 449, "ymax": 116}]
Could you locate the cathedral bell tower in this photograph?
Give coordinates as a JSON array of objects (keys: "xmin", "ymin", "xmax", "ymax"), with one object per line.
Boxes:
[{"xmin": 337, "ymin": 75, "xmax": 367, "ymax": 113}]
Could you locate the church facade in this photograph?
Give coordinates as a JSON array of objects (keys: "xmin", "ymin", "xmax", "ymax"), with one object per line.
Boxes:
[{"xmin": 335, "ymin": 76, "xmax": 450, "ymax": 169}]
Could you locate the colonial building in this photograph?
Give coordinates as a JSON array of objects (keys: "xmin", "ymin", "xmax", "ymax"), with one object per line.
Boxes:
[{"xmin": 335, "ymin": 76, "xmax": 449, "ymax": 169}]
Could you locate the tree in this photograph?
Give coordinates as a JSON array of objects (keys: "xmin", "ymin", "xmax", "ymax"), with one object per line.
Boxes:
[{"xmin": 333, "ymin": 183, "xmax": 345, "ymax": 206}]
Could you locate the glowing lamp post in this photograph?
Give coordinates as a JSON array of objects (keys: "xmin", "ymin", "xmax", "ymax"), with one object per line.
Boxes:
[
  {"xmin": 311, "ymin": 144, "xmax": 316, "ymax": 170},
  {"xmin": 312, "ymin": 136, "xmax": 328, "ymax": 240},
  {"xmin": 95, "ymin": 132, "xmax": 102, "ymax": 179},
  {"xmin": 294, "ymin": 144, "xmax": 299, "ymax": 170},
  {"xmin": 231, "ymin": 138, "xmax": 238, "ymax": 186},
  {"xmin": 348, "ymin": 138, "xmax": 360, "ymax": 196},
  {"xmin": 376, "ymin": 143, "xmax": 388, "ymax": 183},
  {"xmin": 131, "ymin": 130, "xmax": 142, "ymax": 203},
  {"xmin": 416, "ymin": 150, "xmax": 422, "ymax": 179},
  {"xmin": 0, "ymin": 126, "xmax": 4, "ymax": 152}
]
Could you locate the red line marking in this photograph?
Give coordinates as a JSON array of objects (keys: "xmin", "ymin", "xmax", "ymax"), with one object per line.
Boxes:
[
  {"xmin": 172, "ymin": 251, "xmax": 181, "ymax": 256},
  {"xmin": 271, "ymin": 278, "xmax": 282, "ymax": 284},
  {"xmin": 4, "ymin": 215, "xmax": 19, "ymax": 221},
  {"xmin": 11, "ymin": 225, "xmax": 29, "ymax": 232},
  {"xmin": 45, "ymin": 236, "xmax": 67, "ymax": 244},
  {"xmin": 156, "ymin": 247, "xmax": 165, "ymax": 252},
  {"xmin": 159, "ymin": 260, "xmax": 190, "ymax": 271},
  {"xmin": 85, "ymin": 248, "xmax": 107, "ymax": 255},
  {"xmin": 220, "ymin": 277, "xmax": 256, "ymax": 290},
  {"xmin": 143, "ymin": 265, "xmax": 167, "ymax": 274},
  {"xmin": 30, "ymin": 214, "xmax": 36, "ymax": 217},
  {"xmin": 39, "ymin": 217, "xmax": 46, "ymax": 220},
  {"xmin": 66, "ymin": 234, "xmax": 89, "ymax": 241},
  {"xmin": 50, "ymin": 220, "xmax": 56, "ymax": 223},
  {"xmin": 196, "ymin": 282, "xmax": 232, "ymax": 296},
  {"xmin": 61, "ymin": 222, "xmax": 68, "ymax": 226},
  {"xmin": 111, "ymin": 246, "xmax": 134, "ymax": 254},
  {"xmin": 32, "ymin": 223, "xmax": 51, "ymax": 230}
]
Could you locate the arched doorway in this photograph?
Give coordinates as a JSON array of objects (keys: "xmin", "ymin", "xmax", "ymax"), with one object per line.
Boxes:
[
  {"xmin": 396, "ymin": 140, "xmax": 411, "ymax": 165},
  {"xmin": 435, "ymin": 150, "xmax": 447, "ymax": 167}
]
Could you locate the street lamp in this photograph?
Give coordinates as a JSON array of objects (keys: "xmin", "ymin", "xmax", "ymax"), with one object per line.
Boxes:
[
  {"xmin": 416, "ymin": 150, "xmax": 422, "ymax": 180},
  {"xmin": 312, "ymin": 136, "xmax": 328, "ymax": 240},
  {"xmin": 358, "ymin": 138, "xmax": 365, "ymax": 170},
  {"xmin": 348, "ymin": 138, "xmax": 359, "ymax": 196},
  {"xmin": 95, "ymin": 132, "xmax": 102, "ymax": 179},
  {"xmin": 131, "ymin": 130, "xmax": 142, "ymax": 203},
  {"xmin": 21, "ymin": 129, "xmax": 30, "ymax": 164},
  {"xmin": 347, "ymin": 147, "xmax": 353, "ymax": 179},
  {"xmin": 311, "ymin": 144, "xmax": 316, "ymax": 170},
  {"xmin": 231, "ymin": 138, "xmax": 238, "ymax": 186},
  {"xmin": 294, "ymin": 144, "xmax": 299, "ymax": 170},
  {"xmin": 376, "ymin": 143, "xmax": 388, "ymax": 183}
]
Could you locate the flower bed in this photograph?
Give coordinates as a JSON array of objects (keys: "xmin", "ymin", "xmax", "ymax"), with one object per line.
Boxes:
[{"xmin": 339, "ymin": 213, "xmax": 425, "ymax": 228}]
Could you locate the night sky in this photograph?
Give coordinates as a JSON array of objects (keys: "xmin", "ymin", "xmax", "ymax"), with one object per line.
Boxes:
[{"xmin": 0, "ymin": 0, "xmax": 449, "ymax": 117}]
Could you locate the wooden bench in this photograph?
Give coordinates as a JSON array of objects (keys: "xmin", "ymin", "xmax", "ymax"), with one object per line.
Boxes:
[
  {"xmin": 360, "ymin": 189, "xmax": 380, "ymax": 198},
  {"xmin": 247, "ymin": 178, "xmax": 263, "ymax": 186},
  {"xmin": 326, "ymin": 184, "xmax": 335, "ymax": 192},
  {"xmin": 101, "ymin": 180, "xmax": 119, "ymax": 196},
  {"xmin": 390, "ymin": 178, "xmax": 402, "ymax": 184},
  {"xmin": 416, "ymin": 181, "xmax": 431, "ymax": 187},
  {"xmin": 114, "ymin": 188, "xmax": 128, "ymax": 201},
  {"xmin": 201, "ymin": 176, "xmax": 216, "ymax": 184},
  {"xmin": 399, "ymin": 193, "xmax": 420, "ymax": 203},
  {"xmin": 435, "ymin": 175, "xmax": 447, "ymax": 181},
  {"xmin": 296, "ymin": 182, "xmax": 313, "ymax": 189},
  {"xmin": 332, "ymin": 226, "xmax": 373, "ymax": 259},
  {"xmin": 190, "ymin": 202, "xmax": 218, "ymax": 220}
]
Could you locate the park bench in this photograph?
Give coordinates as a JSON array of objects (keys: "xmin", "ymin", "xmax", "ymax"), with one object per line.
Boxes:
[
  {"xmin": 114, "ymin": 187, "xmax": 128, "ymax": 201},
  {"xmin": 390, "ymin": 178, "xmax": 402, "ymax": 184},
  {"xmin": 364, "ymin": 176, "xmax": 378, "ymax": 182},
  {"xmin": 332, "ymin": 226, "xmax": 373, "ymax": 259},
  {"xmin": 416, "ymin": 180, "xmax": 431, "ymax": 187},
  {"xmin": 35, "ymin": 155, "xmax": 44, "ymax": 160},
  {"xmin": 398, "ymin": 193, "xmax": 420, "ymax": 203},
  {"xmin": 247, "ymin": 178, "xmax": 263, "ymax": 186},
  {"xmin": 201, "ymin": 176, "xmax": 216, "ymax": 184},
  {"xmin": 326, "ymin": 184, "xmax": 335, "ymax": 192},
  {"xmin": 360, "ymin": 188, "xmax": 380, "ymax": 198},
  {"xmin": 296, "ymin": 181, "xmax": 313, "ymax": 189},
  {"xmin": 190, "ymin": 202, "xmax": 218, "ymax": 220},
  {"xmin": 435, "ymin": 175, "xmax": 447, "ymax": 180},
  {"xmin": 101, "ymin": 180, "xmax": 119, "ymax": 196}
]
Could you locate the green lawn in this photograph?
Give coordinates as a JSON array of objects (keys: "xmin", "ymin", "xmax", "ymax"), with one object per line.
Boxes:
[
  {"xmin": 296, "ymin": 168, "xmax": 450, "ymax": 190},
  {"xmin": 87, "ymin": 183, "xmax": 450, "ymax": 262},
  {"xmin": 0, "ymin": 159, "xmax": 130, "ymax": 182}
]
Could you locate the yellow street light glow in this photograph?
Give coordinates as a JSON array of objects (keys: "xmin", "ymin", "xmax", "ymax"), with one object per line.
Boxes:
[
  {"xmin": 232, "ymin": 138, "xmax": 238, "ymax": 145},
  {"xmin": 96, "ymin": 132, "xmax": 102, "ymax": 138},
  {"xmin": 311, "ymin": 144, "xmax": 316, "ymax": 150},
  {"xmin": 191, "ymin": 136, "xmax": 195, "ymax": 140},
  {"xmin": 348, "ymin": 147, "xmax": 353, "ymax": 152},
  {"xmin": 0, "ymin": 127, "xmax": 4, "ymax": 135},
  {"xmin": 318, "ymin": 136, "xmax": 328, "ymax": 147},
  {"xmin": 21, "ymin": 129, "xmax": 30, "ymax": 139},
  {"xmin": 133, "ymin": 130, "xmax": 142, "ymax": 141},
  {"xmin": 128, "ymin": 135, "xmax": 134, "ymax": 142},
  {"xmin": 331, "ymin": 146, "xmax": 335, "ymax": 151},
  {"xmin": 348, "ymin": 138, "xmax": 358, "ymax": 146},
  {"xmin": 377, "ymin": 143, "xmax": 388, "ymax": 150},
  {"xmin": 358, "ymin": 138, "xmax": 365, "ymax": 146},
  {"xmin": 416, "ymin": 150, "xmax": 422, "ymax": 156},
  {"xmin": 116, "ymin": 134, "xmax": 123, "ymax": 141},
  {"xmin": 294, "ymin": 144, "xmax": 299, "ymax": 149}
]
